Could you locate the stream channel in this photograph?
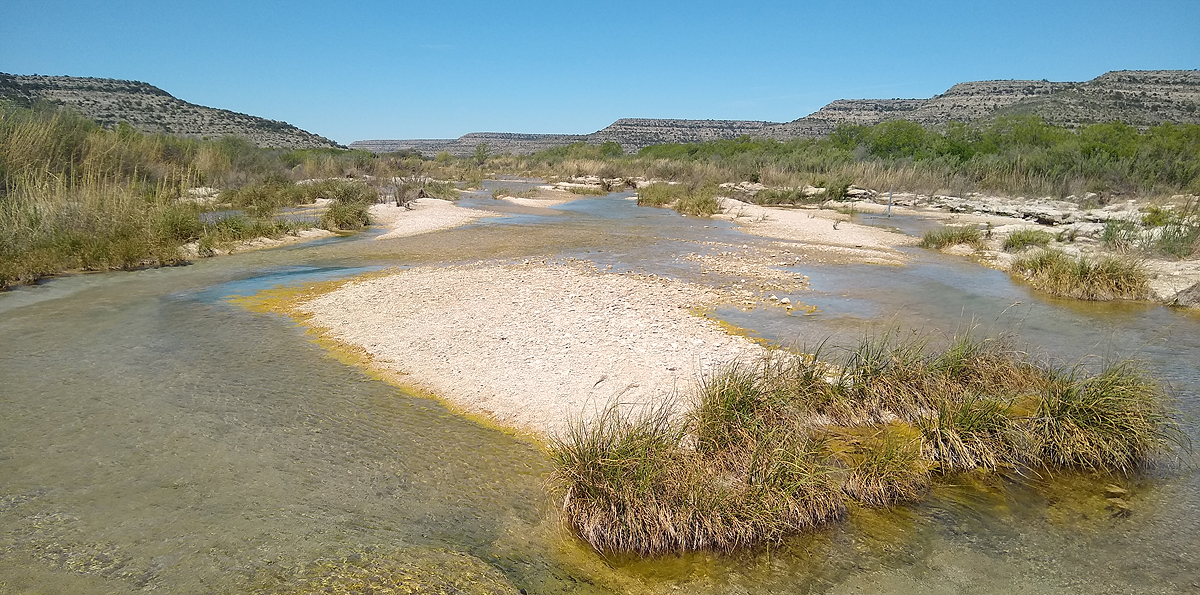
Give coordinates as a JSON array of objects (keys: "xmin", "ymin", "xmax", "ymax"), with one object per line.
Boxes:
[{"xmin": 2, "ymin": 180, "xmax": 1198, "ymax": 593}]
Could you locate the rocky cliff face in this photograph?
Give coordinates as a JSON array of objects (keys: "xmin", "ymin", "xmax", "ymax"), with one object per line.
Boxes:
[
  {"xmin": 996, "ymin": 70, "xmax": 1200, "ymax": 129},
  {"xmin": 350, "ymin": 69, "xmax": 1200, "ymax": 155},
  {"xmin": 351, "ymin": 120, "xmax": 776, "ymax": 155},
  {"xmin": 588, "ymin": 118, "xmax": 778, "ymax": 152},
  {"xmin": 0, "ymin": 74, "xmax": 340, "ymax": 149}
]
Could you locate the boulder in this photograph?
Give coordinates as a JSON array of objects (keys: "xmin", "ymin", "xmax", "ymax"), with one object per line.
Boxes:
[{"xmin": 1171, "ymin": 282, "xmax": 1200, "ymax": 309}]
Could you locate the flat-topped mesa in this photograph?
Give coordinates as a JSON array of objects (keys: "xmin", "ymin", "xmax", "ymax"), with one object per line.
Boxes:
[
  {"xmin": 761, "ymin": 99, "xmax": 924, "ymax": 138},
  {"xmin": 589, "ymin": 118, "xmax": 781, "ymax": 152},
  {"xmin": 349, "ymin": 132, "xmax": 589, "ymax": 156},
  {"xmin": 0, "ymin": 73, "xmax": 340, "ymax": 149},
  {"xmin": 352, "ymin": 69, "xmax": 1200, "ymax": 154},
  {"xmin": 904, "ymin": 79, "xmax": 1067, "ymax": 125}
]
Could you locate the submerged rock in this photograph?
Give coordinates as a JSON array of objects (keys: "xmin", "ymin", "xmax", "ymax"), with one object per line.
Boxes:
[{"xmin": 271, "ymin": 547, "xmax": 520, "ymax": 595}]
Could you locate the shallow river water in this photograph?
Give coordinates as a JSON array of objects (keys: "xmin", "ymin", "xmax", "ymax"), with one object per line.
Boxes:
[{"xmin": 1, "ymin": 189, "xmax": 1197, "ymax": 593}]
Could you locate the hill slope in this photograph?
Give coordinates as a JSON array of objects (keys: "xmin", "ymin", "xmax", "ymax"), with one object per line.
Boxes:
[{"xmin": 0, "ymin": 73, "xmax": 340, "ymax": 149}]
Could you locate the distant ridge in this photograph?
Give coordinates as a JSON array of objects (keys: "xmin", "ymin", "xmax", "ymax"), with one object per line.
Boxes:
[
  {"xmin": 0, "ymin": 73, "xmax": 341, "ymax": 149},
  {"xmin": 353, "ymin": 70, "xmax": 1200, "ymax": 156}
]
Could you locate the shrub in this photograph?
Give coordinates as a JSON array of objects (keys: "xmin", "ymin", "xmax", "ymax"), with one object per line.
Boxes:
[{"xmin": 320, "ymin": 200, "xmax": 371, "ymax": 231}]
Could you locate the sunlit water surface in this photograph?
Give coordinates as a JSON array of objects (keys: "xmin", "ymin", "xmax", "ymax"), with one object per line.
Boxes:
[{"xmin": 1, "ymin": 189, "xmax": 1196, "ymax": 593}]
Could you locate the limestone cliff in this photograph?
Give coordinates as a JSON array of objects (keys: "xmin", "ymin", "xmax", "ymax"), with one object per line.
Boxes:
[{"xmin": 0, "ymin": 73, "xmax": 341, "ymax": 149}]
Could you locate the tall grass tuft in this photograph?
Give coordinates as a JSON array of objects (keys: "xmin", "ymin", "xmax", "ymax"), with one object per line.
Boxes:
[
  {"xmin": 319, "ymin": 180, "xmax": 376, "ymax": 231},
  {"xmin": 919, "ymin": 226, "xmax": 984, "ymax": 250},
  {"xmin": 0, "ymin": 103, "xmax": 390, "ymax": 287},
  {"xmin": 549, "ymin": 400, "xmax": 844, "ymax": 554},
  {"xmin": 635, "ymin": 183, "xmax": 720, "ymax": 217},
  {"xmin": 550, "ymin": 330, "xmax": 1180, "ymax": 554},
  {"xmin": 1029, "ymin": 362, "xmax": 1178, "ymax": 473},
  {"xmin": 1003, "ymin": 229, "xmax": 1054, "ymax": 252},
  {"xmin": 1011, "ymin": 249, "xmax": 1150, "ymax": 300}
]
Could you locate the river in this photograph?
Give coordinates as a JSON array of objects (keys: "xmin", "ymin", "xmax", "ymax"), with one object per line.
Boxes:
[{"xmin": 1, "ymin": 187, "xmax": 1196, "ymax": 593}]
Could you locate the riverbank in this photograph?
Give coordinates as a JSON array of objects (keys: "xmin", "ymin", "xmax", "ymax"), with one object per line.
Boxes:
[
  {"xmin": 715, "ymin": 198, "xmax": 913, "ymax": 265},
  {"xmin": 294, "ymin": 260, "xmax": 759, "ymax": 437}
]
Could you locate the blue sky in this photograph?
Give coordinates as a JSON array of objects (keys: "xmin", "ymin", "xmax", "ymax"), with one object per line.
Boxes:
[{"xmin": 3, "ymin": 1, "xmax": 1197, "ymax": 144}]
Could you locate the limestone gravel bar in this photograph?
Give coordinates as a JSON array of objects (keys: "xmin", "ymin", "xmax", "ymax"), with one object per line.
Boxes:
[{"xmin": 299, "ymin": 261, "xmax": 759, "ymax": 437}]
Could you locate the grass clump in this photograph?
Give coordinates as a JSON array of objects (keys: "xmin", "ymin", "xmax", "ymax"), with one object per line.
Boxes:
[
  {"xmin": 635, "ymin": 183, "xmax": 720, "ymax": 217},
  {"xmin": 550, "ymin": 330, "xmax": 1180, "ymax": 555},
  {"xmin": 751, "ymin": 187, "xmax": 822, "ymax": 205},
  {"xmin": 564, "ymin": 185, "xmax": 608, "ymax": 196},
  {"xmin": 1003, "ymin": 228, "xmax": 1054, "ymax": 252},
  {"xmin": 830, "ymin": 424, "xmax": 930, "ymax": 506},
  {"xmin": 1011, "ymin": 249, "xmax": 1149, "ymax": 300},
  {"xmin": 549, "ymin": 399, "xmax": 843, "ymax": 554},
  {"xmin": 1030, "ymin": 362, "xmax": 1175, "ymax": 473},
  {"xmin": 675, "ymin": 187, "xmax": 720, "ymax": 216},
  {"xmin": 635, "ymin": 182, "xmax": 684, "ymax": 207},
  {"xmin": 319, "ymin": 180, "xmax": 376, "ymax": 231},
  {"xmin": 919, "ymin": 226, "xmax": 984, "ymax": 250}
]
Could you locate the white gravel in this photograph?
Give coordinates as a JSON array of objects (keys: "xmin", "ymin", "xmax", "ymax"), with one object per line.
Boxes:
[
  {"xmin": 300, "ymin": 261, "xmax": 759, "ymax": 437},
  {"xmin": 370, "ymin": 198, "xmax": 497, "ymax": 239}
]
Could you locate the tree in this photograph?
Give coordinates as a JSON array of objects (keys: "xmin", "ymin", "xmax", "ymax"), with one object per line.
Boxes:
[{"xmin": 473, "ymin": 142, "xmax": 490, "ymax": 166}]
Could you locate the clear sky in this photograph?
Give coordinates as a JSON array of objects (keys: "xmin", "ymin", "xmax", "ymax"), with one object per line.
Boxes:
[{"xmin": 3, "ymin": 1, "xmax": 1197, "ymax": 145}]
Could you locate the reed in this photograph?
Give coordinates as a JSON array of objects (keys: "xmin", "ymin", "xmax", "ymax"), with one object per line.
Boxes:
[{"xmin": 0, "ymin": 103, "xmax": 386, "ymax": 287}]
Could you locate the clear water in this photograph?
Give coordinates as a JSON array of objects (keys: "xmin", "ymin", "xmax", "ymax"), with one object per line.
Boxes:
[{"xmin": 1, "ymin": 192, "xmax": 1197, "ymax": 593}]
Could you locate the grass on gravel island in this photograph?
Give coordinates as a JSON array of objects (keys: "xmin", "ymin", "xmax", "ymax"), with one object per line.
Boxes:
[{"xmin": 549, "ymin": 330, "xmax": 1182, "ymax": 555}]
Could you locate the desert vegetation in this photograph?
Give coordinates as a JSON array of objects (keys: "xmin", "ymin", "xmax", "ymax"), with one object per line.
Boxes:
[
  {"xmin": 635, "ymin": 182, "xmax": 721, "ymax": 216},
  {"xmin": 0, "ymin": 102, "xmax": 428, "ymax": 288},
  {"xmin": 549, "ymin": 331, "xmax": 1180, "ymax": 555},
  {"xmin": 1102, "ymin": 200, "xmax": 1200, "ymax": 259},
  {"xmin": 494, "ymin": 117, "xmax": 1200, "ymax": 202}
]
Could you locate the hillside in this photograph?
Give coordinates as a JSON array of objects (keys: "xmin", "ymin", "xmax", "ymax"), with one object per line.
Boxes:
[
  {"xmin": 0, "ymin": 73, "xmax": 341, "ymax": 149},
  {"xmin": 351, "ymin": 70, "xmax": 1200, "ymax": 155}
]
